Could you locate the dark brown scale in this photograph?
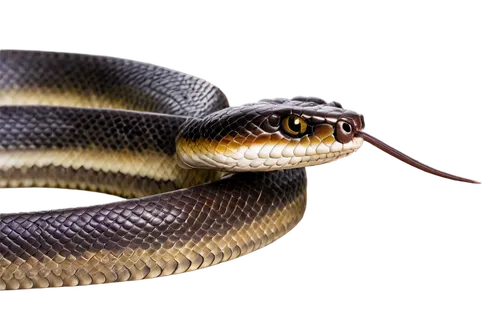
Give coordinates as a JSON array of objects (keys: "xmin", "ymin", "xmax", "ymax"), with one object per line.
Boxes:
[
  {"xmin": 179, "ymin": 102, "xmax": 346, "ymax": 142},
  {"xmin": 0, "ymin": 106, "xmax": 182, "ymax": 154},
  {"xmin": 0, "ymin": 50, "xmax": 228, "ymax": 117}
]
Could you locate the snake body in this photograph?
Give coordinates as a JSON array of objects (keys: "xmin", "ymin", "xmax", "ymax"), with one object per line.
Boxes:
[{"xmin": 0, "ymin": 51, "xmax": 477, "ymax": 290}]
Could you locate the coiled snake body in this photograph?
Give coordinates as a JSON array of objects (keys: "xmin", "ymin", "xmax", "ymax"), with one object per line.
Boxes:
[{"xmin": 0, "ymin": 51, "xmax": 476, "ymax": 290}]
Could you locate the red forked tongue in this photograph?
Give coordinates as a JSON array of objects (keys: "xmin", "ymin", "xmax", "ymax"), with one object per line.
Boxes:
[{"xmin": 357, "ymin": 132, "xmax": 480, "ymax": 184}]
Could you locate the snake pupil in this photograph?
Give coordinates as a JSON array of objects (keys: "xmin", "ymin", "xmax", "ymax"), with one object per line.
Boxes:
[
  {"xmin": 289, "ymin": 117, "xmax": 302, "ymax": 132},
  {"xmin": 342, "ymin": 122, "xmax": 352, "ymax": 133}
]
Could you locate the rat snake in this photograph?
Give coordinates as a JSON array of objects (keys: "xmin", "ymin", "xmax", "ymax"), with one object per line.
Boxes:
[{"xmin": 0, "ymin": 50, "xmax": 476, "ymax": 290}]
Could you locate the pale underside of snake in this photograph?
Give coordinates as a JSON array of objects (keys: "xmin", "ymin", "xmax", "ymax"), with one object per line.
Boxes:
[{"xmin": 0, "ymin": 50, "xmax": 477, "ymax": 290}]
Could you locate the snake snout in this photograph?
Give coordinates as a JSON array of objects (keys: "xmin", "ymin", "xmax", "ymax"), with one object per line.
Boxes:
[{"xmin": 340, "ymin": 111, "xmax": 365, "ymax": 133}]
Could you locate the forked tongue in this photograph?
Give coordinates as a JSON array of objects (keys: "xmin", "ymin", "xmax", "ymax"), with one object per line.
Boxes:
[{"xmin": 357, "ymin": 132, "xmax": 479, "ymax": 184}]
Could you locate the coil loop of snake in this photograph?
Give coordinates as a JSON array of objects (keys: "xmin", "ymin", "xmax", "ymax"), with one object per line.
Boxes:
[{"xmin": 0, "ymin": 50, "xmax": 477, "ymax": 290}]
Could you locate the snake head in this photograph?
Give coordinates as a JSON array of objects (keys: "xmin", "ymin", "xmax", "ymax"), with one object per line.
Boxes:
[
  {"xmin": 176, "ymin": 97, "xmax": 365, "ymax": 171},
  {"xmin": 177, "ymin": 96, "xmax": 478, "ymax": 183}
]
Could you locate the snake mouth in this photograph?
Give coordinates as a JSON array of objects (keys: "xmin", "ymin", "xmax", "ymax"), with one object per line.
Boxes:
[{"xmin": 356, "ymin": 131, "xmax": 479, "ymax": 184}]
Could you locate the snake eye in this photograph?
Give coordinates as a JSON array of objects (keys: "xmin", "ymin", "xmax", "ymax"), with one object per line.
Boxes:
[
  {"xmin": 335, "ymin": 121, "xmax": 354, "ymax": 143},
  {"xmin": 281, "ymin": 115, "xmax": 308, "ymax": 137}
]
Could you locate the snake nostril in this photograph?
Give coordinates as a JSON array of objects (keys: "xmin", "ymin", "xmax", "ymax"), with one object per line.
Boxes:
[
  {"xmin": 342, "ymin": 123, "xmax": 352, "ymax": 133},
  {"xmin": 335, "ymin": 121, "xmax": 354, "ymax": 143}
]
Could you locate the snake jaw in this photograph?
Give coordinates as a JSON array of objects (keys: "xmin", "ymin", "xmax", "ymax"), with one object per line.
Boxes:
[{"xmin": 176, "ymin": 124, "xmax": 364, "ymax": 172}]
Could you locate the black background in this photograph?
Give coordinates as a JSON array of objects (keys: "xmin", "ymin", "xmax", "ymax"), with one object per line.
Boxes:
[{"xmin": 2, "ymin": 34, "xmax": 495, "ymax": 294}]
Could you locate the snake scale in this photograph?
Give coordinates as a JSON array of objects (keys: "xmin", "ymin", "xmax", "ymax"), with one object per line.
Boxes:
[{"xmin": 0, "ymin": 50, "xmax": 476, "ymax": 290}]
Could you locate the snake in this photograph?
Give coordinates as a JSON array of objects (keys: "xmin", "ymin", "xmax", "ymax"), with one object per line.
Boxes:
[{"xmin": 0, "ymin": 50, "xmax": 477, "ymax": 290}]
